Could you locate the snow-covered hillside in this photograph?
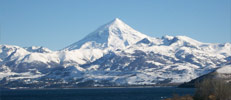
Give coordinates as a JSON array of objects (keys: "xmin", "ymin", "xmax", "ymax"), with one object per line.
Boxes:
[
  {"xmin": 0, "ymin": 18, "xmax": 230, "ymax": 88},
  {"xmin": 216, "ymin": 65, "xmax": 231, "ymax": 74},
  {"xmin": 178, "ymin": 64, "xmax": 231, "ymax": 88},
  {"xmin": 216, "ymin": 65, "xmax": 231, "ymax": 82}
]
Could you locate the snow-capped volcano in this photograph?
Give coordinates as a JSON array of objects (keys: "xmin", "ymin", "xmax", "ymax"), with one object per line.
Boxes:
[
  {"xmin": 64, "ymin": 18, "xmax": 147, "ymax": 50},
  {"xmin": 0, "ymin": 18, "xmax": 230, "ymax": 89}
]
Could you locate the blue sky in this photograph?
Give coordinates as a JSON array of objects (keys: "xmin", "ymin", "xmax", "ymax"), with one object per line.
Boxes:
[{"xmin": 0, "ymin": 0, "xmax": 230, "ymax": 50}]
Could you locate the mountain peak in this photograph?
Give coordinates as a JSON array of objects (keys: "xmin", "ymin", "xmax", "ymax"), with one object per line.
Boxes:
[
  {"xmin": 109, "ymin": 18, "xmax": 123, "ymax": 25},
  {"xmin": 64, "ymin": 18, "xmax": 147, "ymax": 50},
  {"xmin": 112, "ymin": 18, "xmax": 122, "ymax": 22},
  {"xmin": 101, "ymin": 18, "xmax": 131, "ymax": 31}
]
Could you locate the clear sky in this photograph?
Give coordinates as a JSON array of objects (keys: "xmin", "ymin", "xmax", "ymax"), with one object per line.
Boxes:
[{"xmin": 0, "ymin": 0, "xmax": 230, "ymax": 50}]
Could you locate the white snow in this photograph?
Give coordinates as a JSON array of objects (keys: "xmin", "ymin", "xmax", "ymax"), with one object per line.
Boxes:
[
  {"xmin": 64, "ymin": 18, "xmax": 148, "ymax": 50},
  {"xmin": 23, "ymin": 52, "xmax": 59, "ymax": 63},
  {"xmin": 216, "ymin": 65, "xmax": 231, "ymax": 74}
]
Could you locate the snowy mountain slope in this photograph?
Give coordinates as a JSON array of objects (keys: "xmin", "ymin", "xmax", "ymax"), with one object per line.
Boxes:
[
  {"xmin": 178, "ymin": 64, "xmax": 231, "ymax": 88},
  {"xmin": 215, "ymin": 65, "xmax": 231, "ymax": 82},
  {"xmin": 24, "ymin": 46, "xmax": 52, "ymax": 53},
  {"xmin": 216, "ymin": 65, "xmax": 231, "ymax": 74},
  {"xmin": 64, "ymin": 18, "xmax": 148, "ymax": 50},
  {"xmin": 81, "ymin": 40, "xmax": 230, "ymax": 84},
  {"xmin": 0, "ymin": 18, "xmax": 230, "ymax": 89}
]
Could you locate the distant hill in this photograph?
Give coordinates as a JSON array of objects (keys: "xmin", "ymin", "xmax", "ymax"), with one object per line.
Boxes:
[{"xmin": 179, "ymin": 65, "xmax": 231, "ymax": 88}]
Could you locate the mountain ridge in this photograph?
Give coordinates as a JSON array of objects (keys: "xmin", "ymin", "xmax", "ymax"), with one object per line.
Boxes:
[{"xmin": 0, "ymin": 18, "xmax": 230, "ymax": 89}]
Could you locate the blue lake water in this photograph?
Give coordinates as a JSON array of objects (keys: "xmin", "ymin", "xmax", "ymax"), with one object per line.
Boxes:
[{"xmin": 0, "ymin": 87, "xmax": 195, "ymax": 100}]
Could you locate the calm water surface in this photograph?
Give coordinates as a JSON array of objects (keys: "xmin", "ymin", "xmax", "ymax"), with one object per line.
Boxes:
[{"xmin": 0, "ymin": 87, "xmax": 195, "ymax": 100}]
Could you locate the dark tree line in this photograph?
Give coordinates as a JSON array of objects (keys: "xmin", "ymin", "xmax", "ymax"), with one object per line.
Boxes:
[{"xmin": 165, "ymin": 79, "xmax": 231, "ymax": 100}]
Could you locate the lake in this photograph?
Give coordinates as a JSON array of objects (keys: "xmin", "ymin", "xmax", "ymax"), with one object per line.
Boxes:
[{"xmin": 0, "ymin": 87, "xmax": 195, "ymax": 100}]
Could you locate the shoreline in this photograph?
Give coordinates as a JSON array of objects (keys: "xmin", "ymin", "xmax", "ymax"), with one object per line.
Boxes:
[
  {"xmin": 2, "ymin": 86, "xmax": 196, "ymax": 90},
  {"xmin": 0, "ymin": 83, "xmax": 197, "ymax": 90},
  {"xmin": 2, "ymin": 85, "xmax": 185, "ymax": 90}
]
